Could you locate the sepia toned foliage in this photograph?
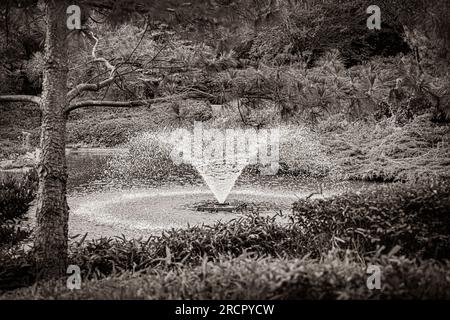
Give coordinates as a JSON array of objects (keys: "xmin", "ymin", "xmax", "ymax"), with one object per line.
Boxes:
[{"xmin": 0, "ymin": 0, "xmax": 449, "ymax": 282}]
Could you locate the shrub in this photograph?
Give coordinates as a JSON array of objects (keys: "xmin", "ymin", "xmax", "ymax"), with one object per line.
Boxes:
[
  {"xmin": 320, "ymin": 116, "xmax": 450, "ymax": 182},
  {"xmin": 292, "ymin": 180, "xmax": 450, "ymax": 260},
  {"xmin": 0, "ymin": 247, "xmax": 35, "ymax": 291},
  {"xmin": 67, "ymin": 117, "xmax": 136, "ymax": 147},
  {"xmin": 176, "ymin": 99, "xmax": 213, "ymax": 123},
  {"xmin": 67, "ymin": 213, "xmax": 303, "ymax": 279},
  {"xmin": 0, "ymin": 212, "xmax": 301, "ymax": 291},
  {"xmin": 105, "ymin": 123, "xmax": 341, "ymax": 181},
  {"xmin": 0, "ymin": 171, "xmax": 37, "ymax": 248},
  {"xmin": 279, "ymin": 125, "xmax": 337, "ymax": 178},
  {"xmin": 105, "ymin": 130, "xmax": 199, "ymax": 183}
]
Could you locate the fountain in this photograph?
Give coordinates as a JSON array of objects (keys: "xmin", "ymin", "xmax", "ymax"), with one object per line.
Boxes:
[
  {"xmin": 192, "ymin": 158, "xmax": 250, "ymax": 212},
  {"xmin": 65, "ymin": 124, "xmax": 349, "ymax": 239},
  {"xmin": 169, "ymin": 121, "xmax": 279, "ymax": 212}
]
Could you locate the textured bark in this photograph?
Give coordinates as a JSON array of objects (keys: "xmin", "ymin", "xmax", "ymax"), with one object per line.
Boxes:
[{"xmin": 34, "ymin": 1, "xmax": 69, "ymax": 279}]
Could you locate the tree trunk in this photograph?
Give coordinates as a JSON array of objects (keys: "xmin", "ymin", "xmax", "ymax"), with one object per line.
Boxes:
[{"xmin": 34, "ymin": 1, "xmax": 69, "ymax": 279}]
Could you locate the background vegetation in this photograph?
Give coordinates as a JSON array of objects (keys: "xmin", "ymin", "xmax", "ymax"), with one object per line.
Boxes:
[{"xmin": 0, "ymin": 0, "xmax": 449, "ymax": 299}]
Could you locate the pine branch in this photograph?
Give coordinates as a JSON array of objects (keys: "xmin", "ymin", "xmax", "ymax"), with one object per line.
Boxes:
[{"xmin": 65, "ymin": 91, "xmax": 210, "ymax": 113}]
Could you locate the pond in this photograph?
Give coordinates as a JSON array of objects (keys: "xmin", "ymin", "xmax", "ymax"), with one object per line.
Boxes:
[{"xmin": 62, "ymin": 149, "xmax": 378, "ymax": 239}]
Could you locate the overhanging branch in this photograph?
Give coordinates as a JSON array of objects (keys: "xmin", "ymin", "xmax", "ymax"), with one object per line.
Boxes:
[
  {"xmin": 67, "ymin": 31, "xmax": 117, "ymax": 102},
  {"xmin": 0, "ymin": 95, "xmax": 41, "ymax": 105},
  {"xmin": 67, "ymin": 77, "xmax": 116, "ymax": 101},
  {"xmin": 65, "ymin": 92, "xmax": 202, "ymax": 113}
]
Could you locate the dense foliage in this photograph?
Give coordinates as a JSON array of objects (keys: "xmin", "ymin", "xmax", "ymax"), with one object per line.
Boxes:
[
  {"xmin": 0, "ymin": 0, "xmax": 449, "ymax": 300},
  {"xmin": 0, "ymin": 171, "xmax": 36, "ymax": 248},
  {"xmin": 1, "ymin": 0, "xmax": 449, "ymax": 119},
  {"xmin": 4, "ymin": 253, "xmax": 450, "ymax": 299},
  {"xmin": 293, "ymin": 180, "xmax": 450, "ymax": 260}
]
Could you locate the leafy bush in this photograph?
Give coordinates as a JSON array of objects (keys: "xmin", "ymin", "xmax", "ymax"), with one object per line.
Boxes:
[
  {"xmin": 67, "ymin": 117, "xmax": 137, "ymax": 147},
  {"xmin": 0, "ymin": 212, "xmax": 299, "ymax": 290},
  {"xmin": 0, "ymin": 171, "xmax": 37, "ymax": 248},
  {"xmin": 105, "ymin": 130, "xmax": 199, "ymax": 183},
  {"xmin": 0, "ymin": 247, "xmax": 34, "ymax": 291},
  {"xmin": 279, "ymin": 125, "xmax": 337, "ymax": 178},
  {"xmin": 293, "ymin": 180, "xmax": 450, "ymax": 260},
  {"xmin": 171, "ymin": 99, "xmax": 213, "ymax": 123},
  {"xmin": 0, "ymin": 103, "xmax": 41, "ymax": 160},
  {"xmin": 67, "ymin": 213, "xmax": 302, "ymax": 279}
]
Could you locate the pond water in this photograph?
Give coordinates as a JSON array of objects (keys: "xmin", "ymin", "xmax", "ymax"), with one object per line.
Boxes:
[{"xmin": 62, "ymin": 149, "xmax": 375, "ymax": 239}]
